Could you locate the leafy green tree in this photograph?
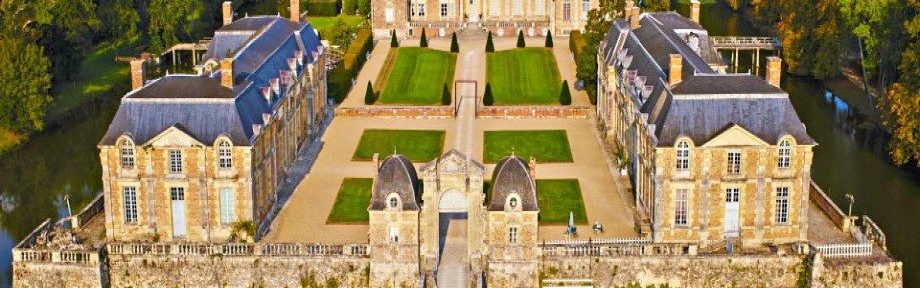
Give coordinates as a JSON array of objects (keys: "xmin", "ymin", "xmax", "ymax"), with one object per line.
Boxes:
[
  {"xmin": 0, "ymin": 38, "xmax": 52, "ymax": 134},
  {"xmin": 357, "ymin": 0, "xmax": 372, "ymax": 15},
  {"xmin": 420, "ymin": 28, "xmax": 428, "ymax": 47},
  {"xmin": 545, "ymin": 31, "xmax": 553, "ymax": 47},
  {"xmin": 441, "ymin": 84, "xmax": 451, "ymax": 105},
  {"xmin": 364, "ymin": 81, "xmax": 376, "ymax": 105},
  {"xmin": 641, "ymin": 0, "xmax": 670, "ymax": 11},
  {"xmin": 146, "ymin": 0, "xmax": 195, "ymax": 55},
  {"xmin": 575, "ymin": 1, "xmax": 625, "ymax": 87},
  {"xmin": 878, "ymin": 0, "xmax": 920, "ymax": 166},
  {"xmin": 391, "ymin": 30, "xmax": 399, "ymax": 47},
  {"xmin": 483, "ymin": 83, "xmax": 494, "ymax": 106},
  {"xmin": 516, "ymin": 30, "xmax": 525, "ymax": 47},
  {"xmin": 486, "ymin": 31, "xmax": 495, "ymax": 52},
  {"xmin": 838, "ymin": 0, "xmax": 907, "ymax": 82},
  {"xmin": 450, "ymin": 32, "xmax": 459, "ymax": 52},
  {"xmin": 342, "ymin": 0, "xmax": 357, "ymax": 14},
  {"xmin": 96, "ymin": 0, "xmax": 140, "ymax": 40},
  {"xmin": 327, "ymin": 18, "xmax": 357, "ymax": 48},
  {"xmin": 559, "ymin": 80, "xmax": 571, "ymax": 105}
]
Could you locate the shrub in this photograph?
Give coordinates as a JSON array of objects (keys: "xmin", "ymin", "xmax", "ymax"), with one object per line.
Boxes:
[
  {"xmin": 390, "ymin": 30, "xmax": 399, "ymax": 47},
  {"xmin": 545, "ymin": 31, "xmax": 554, "ymax": 47},
  {"xmin": 569, "ymin": 30, "xmax": 586, "ymax": 60},
  {"xmin": 420, "ymin": 28, "xmax": 428, "ymax": 47},
  {"xmin": 302, "ymin": 0, "xmax": 339, "ymax": 16},
  {"xmin": 486, "ymin": 31, "xmax": 494, "ymax": 52},
  {"xmin": 560, "ymin": 80, "xmax": 571, "ymax": 105},
  {"xmin": 483, "ymin": 83, "xmax": 494, "ymax": 106},
  {"xmin": 343, "ymin": 28, "xmax": 374, "ymax": 70},
  {"xmin": 364, "ymin": 81, "xmax": 376, "ymax": 105},
  {"xmin": 517, "ymin": 30, "xmax": 526, "ymax": 47},
  {"xmin": 586, "ymin": 82, "xmax": 597, "ymax": 105},
  {"xmin": 450, "ymin": 32, "xmax": 459, "ymax": 52},
  {"xmin": 441, "ymin": 84, "xmax": 451, "ymax": 105},
  {"xmin": 341, "ymin": 0, "xmax": 356, "ymax": 14},
  {"xmin": 357, "ymin": 0, "xmax": 371, "ymax": 15}
]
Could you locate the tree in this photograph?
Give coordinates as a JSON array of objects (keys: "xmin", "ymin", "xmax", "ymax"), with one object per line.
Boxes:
[
  {"xmin": 441, "ymin": 84, "xmax": 451, "ymax": 105},
  {"xmin": 878, "ymin": 0, "xmax": 920, "ymax": 166},
  {"xmin": 559, "ymin": 80, "xmax": 571, "ymax": 105},
  {"xmin": 391, "ymin": 30, "xmax": 399, "ymax": 47},
  {"xmin": 147, "ymin": 0, "xmax": 195, "ymax": 55},
  {"xmin": 483, "ymin": 83, "xmax": 494, "ymax": 106},
  {"xmin": 545, "ymin": 31, "xmax": 553, "ymax": 47},
  {"xmin": 450, "ymin": 32, "xmax": 460, "ymax": 52},
  {"xmin": 0, "ymin": 38, "xmax": 52, "ymax": 134},
  {"xmin": 516, "ymin": 30, "xmax": 526, "ymax": 47},
  {"xmin": 486, "ymin": 31, "xmax": 495, "ymax": 52},
  {"xmin": 342, "ymin": 0, "xmax": 357, "ymax": 14},
  {"xmin": 420, "ymin": 28, "xmax": 428, "ymax": 47},
  {"xmin": 357, "ymin": 0, "xmax": 372, "ymax": 15},
  {"xmin": 838, "ymin": 0, "xmax": 907, "ymax": 83},
  {"xmin": 364, "ymin": 81, "xmax": 377, "ymax": 105},
  {"xmin": 327, "ymin": 18, "xmax": 357, "ymax": 48},
  {"xmin": 642, "ymin": 0, "xmax": 670, "ymax": 11},
  {"xmin": 96, "ymin": 0, "xmax": 140, "ymax": 40}
]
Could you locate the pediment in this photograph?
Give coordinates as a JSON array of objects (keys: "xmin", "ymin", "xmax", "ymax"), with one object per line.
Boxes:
[
  {"xmin": 701, "ymin": 125, "xmax": 769, "ymax": 147},
  {"xmin": 421, "ymin": 149, "xmax": 484, "ymax": 175},
  {"xmin": 144, "ymin": 126, "xmax": 204, "ymax": 148}
]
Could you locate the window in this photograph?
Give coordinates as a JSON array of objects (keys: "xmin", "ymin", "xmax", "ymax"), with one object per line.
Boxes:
[
  {"xmin": 725, "ymin": 188, "xmax": 740, "ymax": 202},
  {"xmin": 169, "ymin": 150, "xmax": 183, "ymax": 173},
  {"xmin": 440, "ymin": 3, "xmax": 448, "ymax": 17},
  {"xmin": 562, "ymin": 0, "xmax": 571, "ymax": 21},
  {"xmin": 676, "ymin": 141, "xmax": 690, "ymax": 171},
  {"xmin": 775, "ymin": 187, "xmax": 789, "ymax": 224},
  {"xmin": 490, "ymin": 0, "xmax": 500, "ymax": 16},
  {"xmin": 509, "ymin": 227, "xmax": 518, "ymax": 244},
  {"xmin": 513, "ymin": 0, "xmax": 522, "ymax": 15},
  {"xmin": 418, "ymin": 3, "xmax": 425, "ymax": 16},
  {"xmin": 385, "ymin": 2, "xmax": 395, "ymax": 22},
  {"xmin": 674, "ymin": 189, "xmax": 688, "ymax": 226},
  {"xmin": 778, "ymin": 140, "xmax": 792, "ymax": 169},
  {"xmin": 220, "ymin": 187, "xmax": 235, "ymax": 224},
  {"xmin": 171, "ymin": 187, "xmax": 185, "ymax": 201},
  {"xmin": 120, "ymin": 140, "xmax": 135, "ymax": 169},
  {"xmin": 389, "ymin": 196, "xmax": 399, "ymax": 208},
  {"xmin": 509, "ymin": 197, "xmax": 518, "ymax": 208},
  {"xmin": 534, "ymin": 0, "xmax": 545, "ymax": 15},
  {"xmin": 389, "ymin": 226, "xmax": 399, "ymax": 242},
  {"xmin": 727, "ymin": 152, "xmax": 741, "ymax": 174},
  {"xmin": 218, "ymin": 141, "xmax": 233, "ymax": 169},
  {"xmin": 581, "ymin": 0, "xmax": 590, "ymax": 20},
  {"xmin": 123, "ymin": 186, "xmax": 138, "ymax": 224},
  {"xmin": 410, "ymin": 3, "xmax": 416, "ymax": 16}
]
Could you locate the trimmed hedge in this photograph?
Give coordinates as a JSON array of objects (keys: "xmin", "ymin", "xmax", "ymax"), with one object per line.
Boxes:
[
  {"xmin": 329, "ymin": 28, "xmax": 375, "ymax": 103},
  {"xmin": 303, "ymin": 0, "xmax": 340, "ymax": 16},
  {"xmin": 569, "ymin": 30, "xmax": 586, "ymax": 61}
]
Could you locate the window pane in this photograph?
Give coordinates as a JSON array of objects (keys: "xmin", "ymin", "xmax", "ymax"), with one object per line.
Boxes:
[
  {"xmin": 775, "ymin": 187, "xmax": 789, "ymax": 224},
  {"xmin": 123, "ymin": 187, "xmax": 137, "ymax": 224},
  {"xmin": 220, "ymin": 187, "xmax": 235, "ymax": 224}
]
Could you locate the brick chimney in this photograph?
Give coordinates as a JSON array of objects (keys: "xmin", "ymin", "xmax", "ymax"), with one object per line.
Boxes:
[
  {"xmin": 220, "ymin": 58, "xmax": 234, "ymax": 88},
  {"xmin": 630, "ymin": 7, "xmax": 641, "ymax": 29},
  {"xmin": 222, "ymin": 1, "xmax": 233, "ymax": 26},
  {"xmin": 669, "ymin": 54, "xmax": 683, "ymax": 86},
  {"xmin": 130, "ymin": 59, "xmax": 146, "ymax": 90},
  {"xmin": 624, "ymin": 0, "xmax": 634, "ymax": 18},
  {"xmin": 690, "ymin": 0, "xmax": 700, "ymax": 24},
  {"xmin": 766, "ymin": 56, "xmax": 782, "ymax": 87},
  {"xmin": 290, "ymin": 0, "xmax": 300, "ymax": 22}
]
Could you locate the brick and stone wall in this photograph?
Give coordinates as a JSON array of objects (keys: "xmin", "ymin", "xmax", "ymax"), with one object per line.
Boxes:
[
  {"xmin": 12, "ymin": 262, "xmax": 102, "ymax": 288},
  {"xmin": 478, "ymin": 106, "xmax": 591, "ymax": 119},
  {"xmin": 335, "ymin": 106, "xmax": 455, "ymax": 119},
  {"xmin": 812, "ymin": 258, "xmax": 903, "ymax": 288}
]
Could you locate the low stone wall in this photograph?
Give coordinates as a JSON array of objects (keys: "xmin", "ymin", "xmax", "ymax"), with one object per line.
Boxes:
[
  {"xmin": 12, "ymin": 262, "xmax": 103, "ymax": 288},
  {"xmin": 478, "ymin": 106, "xmax": 591, "ymax": 119},
  {"xmin": 812, "ymin": 257, "xmax": 903, "ymax": 288},
  {"xmin": 335, "ymin": 106, "xmax": 454, "ymax": 119}
]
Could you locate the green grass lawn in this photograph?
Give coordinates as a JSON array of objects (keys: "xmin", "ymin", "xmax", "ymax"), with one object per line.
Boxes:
[
  {"xmin": 327, "ymin": 178, "xmax": 373, "ymax": 223},
  {"xmin": 309, "ymin": 15, "xmax": 367, "ymax": 31},
  {"xmin": 377, "ymin": 47, "xmax": 456, "ymax": 105},
  {"xmin": 486, "ymin": 48, "xmax": 562, "ymax": 105},
  {"xmin": 483, "ymin": 130, "xmax": 573, "ymax": 163},
  {"xmin": 353, "ymin": 129, "xmax": 446, "ymax": 162},
  {"xmin": 536, "ymin": 179, "xmax": 587, "ymax": 224}
]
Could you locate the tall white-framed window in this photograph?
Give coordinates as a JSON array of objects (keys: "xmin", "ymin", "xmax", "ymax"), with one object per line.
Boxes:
[
  {"xmin": 562, "ymin": 0, "xmax": 572, "ymax": 21},
  {"xmin": 727, "ymin": 151, "xmax": 741, "ymax": 174},
  {"xmin": 508, "ymin": 227, "xmax": 518, "ymax": 244},
  {"xmin": 219, "ymin": 187, "xmax": 235, "ymax": 224},
  {"xmin": 385, "ymin": 2, "xmax": 395, "ymax": 22},
  {"xmin": 775, "ymin": 187, "xmax": 789, "ymax": 224},
  {"xmin": 120, "ymin": 139, "xmax": 135, "ymax": 169},
  {"xmin": 169, "ymin": 150, "xmax": 183, "ymax": 173},
  {"xmin": 674, "ymin": 188, "xmax": 688, "ymax": 226},
  {"xmin": 490, "ymin": 0, "xmax": 500, "ymax": 16},
  {"xmin": 388, "ymin": 195, "xmax": 399, "ymax": 209},
  {"xmin": 513, "ymin": 0, "xmax": 522, "ymax": 15},
  {"xmin": 218, "ymin": 140, "xmax": 233, "ymax": 169},
  {"xmin": 123, "ymin": 186, "xmax": 138, "ymax": 224},
  {"xmin": 441, "ymin": 3, "xmax": 449, "ymax": 17},
  {"xmin": 418, "ymin": 3, "xmax": 426, "ymax": 16},
  {"xmin": 534, "ymin": 0, "xmax": 545, "ymax": 15},
  {"xmin": 778, "ymin": 140, "xmax": 792, "ymax": 169},
  {"xmin": 389, "ymin": 226, "xmax": 399, "ymax": 242},
  {"xmin": 581, "ymin": 0, "xmax": 590, "ymax": 20},
  {"xmin": 676, "ymin": 141, "xmax": 690, "ymax": 171}
]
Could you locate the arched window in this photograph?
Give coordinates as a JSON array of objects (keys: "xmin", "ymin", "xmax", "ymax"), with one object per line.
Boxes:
[
  {"xmin": 389, "ymin": 196, "xmax": 399, "ymax": 209},
  {"xmin": 120, "ymin": 139, "xmax": 135, "ymax": 169},
  {"xmin": 509, "ymin": 197, "xmax": 518, "ymax": 208},
  {"xmin": 778, "ymin": 140, "xmax": 792, "ymax": 169},
  {"xmin": 676, "ymin": 141, "xmax": 690, "ymax": 171},
  {"xmin": 218, "ymin": 140, "xmax": 233, "ymax": 169}
]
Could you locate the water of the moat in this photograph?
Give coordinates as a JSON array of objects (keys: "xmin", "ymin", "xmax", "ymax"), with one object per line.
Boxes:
[{"xmin": 0, "ymin": 3, "xmax": 916, "ymax": 287}]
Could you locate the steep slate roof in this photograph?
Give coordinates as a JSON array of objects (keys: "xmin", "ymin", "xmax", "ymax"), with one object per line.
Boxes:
[
  {"xmin": 603, "ymin": 12, "xmax": 815, "ymax": 147},
  {"xmin": 100, "ymin": 16, "xmax": 324, "ymax": 146},
  {"xmin": 488, "ymin": 156, "xmax": 538, "ymax": 212},
  {"xmin": 369, "ymin": 155, "xmax": 420, "ymax": 211}
]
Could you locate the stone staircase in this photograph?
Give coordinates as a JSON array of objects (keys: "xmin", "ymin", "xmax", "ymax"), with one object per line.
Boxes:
[{"xmin": 457, "ymin": 24, "xmax": 488, "ymax": 40}]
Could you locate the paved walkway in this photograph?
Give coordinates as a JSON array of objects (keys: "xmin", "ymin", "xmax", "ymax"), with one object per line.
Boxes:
[{"xmin": 437, "ymin": 214, "xmax": 469, "ymax": 288}]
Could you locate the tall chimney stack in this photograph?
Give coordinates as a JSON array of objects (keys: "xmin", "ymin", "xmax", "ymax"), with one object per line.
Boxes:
[
  {"xmin": 630, "ymin": 7, "xmax": 641, "ymax": 29},
  {"xmin": 130, "ymin": 59, "xmax": 146, "ymax": 90},
  {"xmin": 220, "ymin": 58, "xmax": 234, "ymax": 88},
  {"xmin": 690, "ymin": 0, "xmax": 700, "ymax": 24},
  {"xmin": 290, "ymin": 0, "xmax": 300, "ymax": 22},
  {"xmin": 222, "ymin": 1, "xmax": 233, "ymax": 26},
  {"xmin": 624, "ymin": 0, "xmax": 634, "ymax": 18},
  {"xmin": 669, "ymin": 54, "xmax": 683, "ymax": 86},
  {"xmin": 766, "ymin": 57, "xmax": 782, "ymax": 87}
]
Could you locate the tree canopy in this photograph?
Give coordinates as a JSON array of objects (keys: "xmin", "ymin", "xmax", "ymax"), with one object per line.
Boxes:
[{"xmin": 0, "ymin": 38, "xmax": 52, "ymax": 134}]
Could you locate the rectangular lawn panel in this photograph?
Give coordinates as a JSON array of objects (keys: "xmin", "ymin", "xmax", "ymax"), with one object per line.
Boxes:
[
  {"xmin": 327, "ymin": 178, "xmax": 373, "ymax": 223},
  {"xmin": 377, "ymin": 47, "xmax": 457, "ymax": 105},
  {"xmin": 353, "ymin": 129, "xmax": 445, "ymax": 162},
  {"xmin": 483, "ymin": 130, "xmax": 573, "ymax": 163},
  {"xmin": 536, "ymin": 179, "xmax": 587, "ymax": 224},
  {"xmin": 486, "ymin": 48, "xmax": 562, "ymax": 105}
]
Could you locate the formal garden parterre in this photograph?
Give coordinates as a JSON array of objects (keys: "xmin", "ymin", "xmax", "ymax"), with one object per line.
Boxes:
[
  {"xmin": 374, "ymin": 47, "xmax": 456, "ymax": 105},
  {"xmin": 486, "ymin": 48, "xmax": 563, "ymax": 105}
]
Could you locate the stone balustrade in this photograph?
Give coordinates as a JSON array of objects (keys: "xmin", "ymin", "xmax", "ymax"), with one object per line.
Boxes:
[
  {"xmin": 106, "ymin": 242, "xmax": 370, "ymax": 257},
  {"xmin": 813, "ymin": 242, "xmax": 873, "ymax": 258}
]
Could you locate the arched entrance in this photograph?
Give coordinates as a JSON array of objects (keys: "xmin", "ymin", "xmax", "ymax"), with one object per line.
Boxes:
[{"xmin": 438, "ymin": 188, "xmax": 468, "ymax": 213}]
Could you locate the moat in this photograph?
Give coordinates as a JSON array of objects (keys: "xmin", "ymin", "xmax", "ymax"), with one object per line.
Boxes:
[{"xmin": 0, "ymin": 3, "xmax": 916, "ymax": 287}]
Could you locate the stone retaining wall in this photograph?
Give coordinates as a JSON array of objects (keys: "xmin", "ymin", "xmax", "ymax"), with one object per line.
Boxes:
[
  {"xmin": 335, "ymin": 106, "xmax": 455, "ymax": 119},
  {"xmin": 812, "ymin": 257, "xmax": 902, "ymax": 288},
  {"xmin": 12, "ymin": 262, "xmax": 102, "ymax": 288},
  {"xmin": 478, "ymin": 106, "xmax": 591, "ymax": 119}
]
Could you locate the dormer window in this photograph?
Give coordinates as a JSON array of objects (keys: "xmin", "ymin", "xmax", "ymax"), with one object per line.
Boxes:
[
  {"xmin": 509, "ymin": 197, "xmax": 518, "ymax": 208},
  {"xmin": 217, "ymin": 140, "xmax": 232, "ymax": 169},
  {"xmin": 389, "ymin": 196, "xmax": 399, "ymax": 209},
  {"xmin": 778, "ymin": 139, "xmax": 792, "ymax": 169},
  {"xmin": 120, "ymin": 139, "xmax": 135, "ymax": 169}
]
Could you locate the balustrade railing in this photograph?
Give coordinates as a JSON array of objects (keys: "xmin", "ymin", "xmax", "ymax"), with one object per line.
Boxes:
[
  {"xmin": 105, "ymin": 242, "xmax": 370, "ymax": 257},
  {"xmin": 814, "ymin": 242, "xmax": 873, "ymax": 258}
]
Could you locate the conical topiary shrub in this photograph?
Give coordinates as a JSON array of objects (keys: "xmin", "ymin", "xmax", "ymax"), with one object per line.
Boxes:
[
  {"xmin": 390, "ymin": 30, "xmax": 399, "ymax": 47},
  {"xmin": 420, "ymin": 28, "xmax": 428, "ymax": 47},
  {"xmin": 365, "ymin": 81, "xmax": 377, "ymax": 105},
  {"xmin": 442, "ymin": 84, "xmax": 451, "ymax": 105},
  {"xmin": 516, "ymin": 30, "xmax": 525, "ymax": 48},
  {"xmin": 486, "ymin": 31, "xmax": 495, "ymax": 53},
  {"xmin": 545, "ymin": 31, "xmax": 553, "ymax": 47},
  {"xmin": 483, "ymin": 83, "xmax": 494, "ymax": 106},
  {"xmin": 559, "ymin": 80, "xmax": 571, "ymax": 105},
  {"xmin": 450, "ymin": 32, "xmax": 459, "ymax": 52}
]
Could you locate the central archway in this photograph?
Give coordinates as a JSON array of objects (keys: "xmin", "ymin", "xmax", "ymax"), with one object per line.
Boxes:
[{"xmin": 438, "ymin": 188, "xmax": 468, "ymax": 213}]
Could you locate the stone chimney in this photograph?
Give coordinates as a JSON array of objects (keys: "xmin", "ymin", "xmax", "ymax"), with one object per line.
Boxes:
[
  {"xmin": 220, "ymin": 58, "xmax": 234, "ymax": 88},
  {"xmin": 130, "ymin": 59, "xmax": 146, "ymax": 90},
  {"xmin": 766, "ymin": 56, "xmax": 782, "ymax": 87},
  {"xmin": 624, "ymin": 0, "xmax": 634, "ymax": 18},
  {"xmin": 669, "ymin": 54, "xmax": 683, "ymax": 86},
  {"xmin": 690, "ymin": 0, "xmax": 700, "ymax": 24},
  {"xmin": 290, "ymin": 0, "xmax": 301, "ymax": 22},
  {"xmin": 630, "ymin": 7, "xmax": 641, "ymax": 30},
  {"xmin": 222, "ymin": 1, "xmax": 233, "ymax": 26}
]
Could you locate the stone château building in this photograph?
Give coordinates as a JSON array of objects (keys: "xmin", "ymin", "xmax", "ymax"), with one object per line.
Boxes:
[
  {"xmin": 596, "ymin": 2, "xmax": 816, "ymax": 247},
  {"xmin": 370, "ymin": 0, "xmax": 598, "ymax": 38},
  {"xmin": 97, "ymin": 0, "xmax": 328, "ymax": 242}
]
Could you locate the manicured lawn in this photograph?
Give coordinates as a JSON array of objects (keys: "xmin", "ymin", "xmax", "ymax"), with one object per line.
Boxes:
[
  {"xmin": 483, "ymin": 130, "xmax": 573, "ymax": 163},
  {"xmin": 327, "ymin": 178, "xmax": 373, "ymax": 223},
  {"xmin": 536, "ymin": 179, "xmax": 587, "ymax": 224},
  {"xmin": 486, "ymin": 48, "xmax": 562, "ymax": 105},
  {"xmin": 376, "ymin": 47, "xmax": 456, "ymax": 105},
  {"xmin": 309, "ymin": 15, "xmax": 367, "ymax": 31},
  {"xmin": 48, "ymin": 36, "xmax": 138, "ymax": 122},
  {"xmin": 353, "ymin": 129, "xmax": 445, "ymax": 162}
]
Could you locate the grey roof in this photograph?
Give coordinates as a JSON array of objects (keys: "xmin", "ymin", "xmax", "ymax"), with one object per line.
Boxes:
[
  {"xmin": 370, "ymin": 155, "xmax": 420, "ymax": 211},
  {"xmin": 656, "ymin": 97, "xmax": 815, "ymax": 146},
  {"xmin": 99, "ymin": 98, "xmax": 249, "ymax": 146},
  {"xmin": 671, "ymin": 75, "xmax": 785, "ymax": 95},
  {"xmin": 488, "ymin": 156, "xmax": 538, "ymax": 212},
  {"xmin": 126, "ymin": 76, "xmax": 233, "ymax": 99}
]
